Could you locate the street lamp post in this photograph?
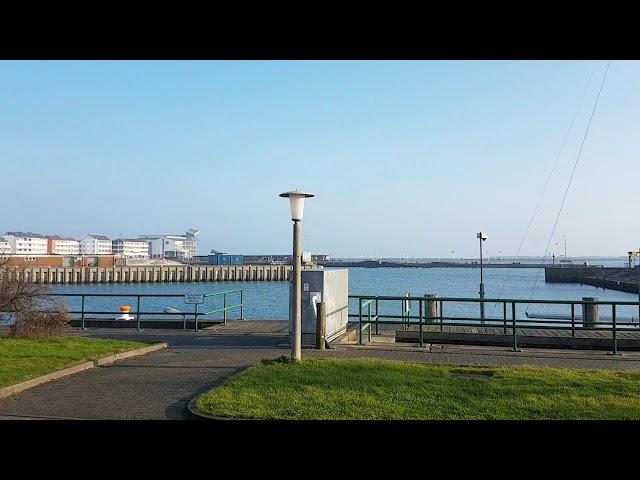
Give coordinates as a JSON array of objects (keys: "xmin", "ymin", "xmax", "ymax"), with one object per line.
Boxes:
[
  {"xmin": 477, "ymin": 232, "xmax": 488, "ymax": 322},
  {"xmin": 280, "ymin": 190, "xmax": 314, "ymax": 361}
]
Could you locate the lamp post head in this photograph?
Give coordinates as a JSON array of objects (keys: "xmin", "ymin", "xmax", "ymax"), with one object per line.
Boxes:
[
  {"xmin": 477, "ymin": 232, "xmax": 488, "ymax": 241},
  {"xmin": 279, "ymin": 190, "xmax": 315, "ymax": 221}
]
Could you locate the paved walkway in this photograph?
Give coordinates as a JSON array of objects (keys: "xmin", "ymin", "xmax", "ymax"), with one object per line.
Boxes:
[
  {"xmin": 0, "ymin": 327, "xmax": 289, "ymax": 420},
  {"xmin": 3, "ymin": 321, "xmax": 640, "ymax": 420}
]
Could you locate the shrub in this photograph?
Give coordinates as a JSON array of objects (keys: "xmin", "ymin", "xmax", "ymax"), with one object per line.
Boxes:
[{"xmin": 10, "ymin": 303, "xmax": 72, "ymax": 338}]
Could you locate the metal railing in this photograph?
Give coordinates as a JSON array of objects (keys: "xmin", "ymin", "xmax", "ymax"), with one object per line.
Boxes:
[
  {"xmin": 349, "ymin": 294, "xmax": 640, "ymax": 354},
  {"xmin": 357, "ymin": 299, "xmax": 379, "ymax": 344},
  {"xmin": 201, "ymin": 289, "xmax": 244, "ymax": 327},
  {"xmin": 31, "ymin": 290, "xmax": 246, "ymax": 332}
]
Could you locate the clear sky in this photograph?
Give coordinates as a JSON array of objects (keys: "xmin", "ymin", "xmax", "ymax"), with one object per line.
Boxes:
[{"xmin": 1, "ymin": 60, "xmax": 638, "ymax": 258}]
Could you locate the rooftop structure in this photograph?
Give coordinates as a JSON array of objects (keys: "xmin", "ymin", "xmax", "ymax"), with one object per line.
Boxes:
[{"xmin": 138, "ymin": 229, "xmax": 199, "ymax": 260}]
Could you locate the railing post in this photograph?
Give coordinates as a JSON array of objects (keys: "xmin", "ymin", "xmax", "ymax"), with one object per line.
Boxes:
[
  {"xmin": 610, "ymin": 303, "xmax": 620, "ymax": 356},
  {"xmin": 240, "ymin": 290, "xmax": 244, "ymax": 320},
  {"xmin": 503, "ymin": 301, "xmax": 507, "ymax": 335},
  {"xmin": 375, "ymin": 297, "xmax": 379, "ymax": 335},
  {"xmin": 419, "ymin": 296, "xmax": 424, "ymax": 348},
  {"xmin": 194, "ymin": 303, "xmax": 199, "ymax": 332},
  {"xmin": 223, "ymin": 292, "xmax": 227, "ymax": 326},
  {"xmin": 80, "ymin": 295, "xmax": 86, "ymax": 330},
  {"xmin": 571, "ymin": 303, "xmax": 575, "ymax": 337},
  {"xmin": 368, "ymin": 303, "xmax": 372, "ymax": 343},
  {"xmin": 358, "ymin": 298, "xmax": 363, "ymax": 345},
  {"xmin": 136, "ymin": 295, "xmax": 142, "ymax": 332},
  {"xmin": 511, "ymin": 301, "xmax": 520, "ymax": 352}
]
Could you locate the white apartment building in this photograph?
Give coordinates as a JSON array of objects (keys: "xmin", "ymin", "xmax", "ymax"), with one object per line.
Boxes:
[
  {"xmin": 0, "ymin": 236, "xmax": 11, "ymax": 254},
  {"xmin": 80, "ymin": 234, "xmax": 112, "ymax": 255},
  {"xmin": 138, "ymin": 229, "xmax": 199, "ymax": 260},
  {"xmin": 112, "ymin": 238, "xmax": 150, "ymax": 258},
  {"xmin": 5, "ymin": 232, "xmax": 49, "ymax": 255},
  {"xmin": 48, "ymin": 236, "xmax": 80, "ymax": 255}
]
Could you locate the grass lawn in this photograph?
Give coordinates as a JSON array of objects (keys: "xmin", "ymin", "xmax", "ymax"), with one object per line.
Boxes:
[
  {"xmin": 195, "ymin": 357, "xmax": 640, "ymax": 419},
  {"xmin": 0, "ymin": 337, "xmax": 149, "ymax": 388}
]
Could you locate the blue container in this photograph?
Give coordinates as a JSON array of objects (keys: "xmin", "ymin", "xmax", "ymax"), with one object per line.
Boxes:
[{"xmin": 206, "ymin": 254, "xmax": 243, "ymax": 265}]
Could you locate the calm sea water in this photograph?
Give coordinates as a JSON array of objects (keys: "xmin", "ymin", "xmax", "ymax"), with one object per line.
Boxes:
[{"xmin": 46, "ymin": 266, "xmax": 640, "ymax": 323}]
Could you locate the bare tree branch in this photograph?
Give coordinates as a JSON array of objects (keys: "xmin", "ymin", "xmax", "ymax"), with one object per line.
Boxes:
[{"xmin": 0, "ymin": 257, "xmax": 70, "ymax": 337}]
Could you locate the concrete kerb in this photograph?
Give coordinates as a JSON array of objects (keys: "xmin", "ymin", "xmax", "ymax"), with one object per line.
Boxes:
[
  {"xmin": 187, "ymin": 392, "xmax": 255, "ymax": 421},
  {"xmin": 0, "ymin": 342, "xmax": 168, "ymax": 399}
]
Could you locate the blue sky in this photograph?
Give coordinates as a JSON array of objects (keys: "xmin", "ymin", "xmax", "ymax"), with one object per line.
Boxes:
[{"xmin": 1, "ymin": 60, "xmax": 638, "ymax": 258}]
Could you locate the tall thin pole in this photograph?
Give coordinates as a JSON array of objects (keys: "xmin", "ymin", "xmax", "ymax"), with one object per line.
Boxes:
[
  {"xmin": 479, "ymin": 237, "xmax": 485, "ymax": 322},
  {"xmin": 292, "ymin": 220, "xmax": 302, "ymax": 361}
]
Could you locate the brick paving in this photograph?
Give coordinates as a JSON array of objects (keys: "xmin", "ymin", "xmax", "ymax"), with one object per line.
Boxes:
[
  {"xmin": 3, "ymin": 321, "xmax": 640, "ymax": 420},
  {"xmin": 0, "ymin": 327, "xmax": 290, "ymax": 420}
]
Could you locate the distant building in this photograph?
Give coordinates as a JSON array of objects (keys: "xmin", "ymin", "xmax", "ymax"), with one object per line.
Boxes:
[
  {"xmin": 138, "ymin": 229, "xmax": 199, "ymax": 260},
  {"xmin": 242, "ymin": 254, "xmax": 292, "ymax": 265},
  {"xmin": 0, "ymin": 236, "xmax": 11, "ymax": 254},
  {"xmin": 0, "ymin": 254, "xmax": 115, "ymax": 268},
  {"xmin": 47, "ymin": 236, "xmax": 80, "ymax": 255},
  {"xmin": 112, "ymin": 238, "xmax": 150, "ymax": 258},
  {"xmin": 4, "ymin": 232, "xmax": 49, "ymax": 255},
  {"xmin": 239, "ymin": 253, "xmax": 330, "ymax": 265},
  {"xmin": 81, "ymin": 234, "xmax": 112, "ymax": 255},
  {"xmin": 192, "ymin": 253, "xmax": 243, "ymax": 265}
]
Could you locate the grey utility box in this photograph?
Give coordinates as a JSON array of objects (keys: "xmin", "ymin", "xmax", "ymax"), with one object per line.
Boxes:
[{"xmin": 289, "ymin": 268, "xmax": 349, "ymax": 346}]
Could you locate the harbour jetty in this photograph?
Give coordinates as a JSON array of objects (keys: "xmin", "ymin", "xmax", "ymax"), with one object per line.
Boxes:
[
  {"xmin": 10, "ymin": 264, "xmax": 293, "ymax": 284},
  {"xmin": 322, "ymin": 260, "xmax": 549, "ymax": 268},
  {"xmin": 546, "ymin": 266, "xmax": 640, "ymax": 294}
]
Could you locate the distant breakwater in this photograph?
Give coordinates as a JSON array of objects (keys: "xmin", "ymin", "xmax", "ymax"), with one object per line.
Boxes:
[
  {"xmin": 4, "ymin": 264, "xmax": 293, "ymax": 284},
  {"xmin": 322, "ymin": 260, "xmax": 552, "ymax": 269},
  {"xmin": 545, "ymin": 266, "xmax": 640, "ymax": 295}
]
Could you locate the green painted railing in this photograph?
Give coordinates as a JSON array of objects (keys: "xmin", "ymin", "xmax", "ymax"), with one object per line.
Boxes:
[
  {"xmin": 358, "ymin": 299, "xmax": 378, "ymax": 344},
  {"xmin": 349, "ymin": 294, "xmax": 640, "ymax": 354},
  {"xmin": 202, "ymin": 289, "xmax": 244, "ymax": 327},
  {"xmin": 14, "ymin": 290, "xmax": 246, "ymax": 332}
]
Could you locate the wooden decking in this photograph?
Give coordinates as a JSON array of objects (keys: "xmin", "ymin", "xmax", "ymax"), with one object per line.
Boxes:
[{"xmin": 348, "ymin": 322, "xmax": 640, "ymax": 351}]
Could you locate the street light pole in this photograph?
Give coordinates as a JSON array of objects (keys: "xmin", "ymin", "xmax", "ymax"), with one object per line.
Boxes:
[
  {"xmin": 477, "ymin": 232, "xmax": 487, "ymax": 322},
  {"xmin": 280, "ymin": 190, "xmax": 314, "ymax": 362},
  {"xmin": 292, "ymin": 219, "xmax": 302, "ymax": 360}
]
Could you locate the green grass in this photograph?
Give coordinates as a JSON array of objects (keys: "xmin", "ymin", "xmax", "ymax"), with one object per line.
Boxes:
[
  {"xmin": 0, "ymin": 337, "xmax": 149, "ymax": 388},
  {"xmin": 195, "ymin": 357, "xmax": 640, "ymax": 419}
]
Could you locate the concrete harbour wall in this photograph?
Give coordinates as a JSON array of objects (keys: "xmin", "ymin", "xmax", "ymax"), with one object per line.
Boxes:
[
  {"xmin": 4, "ymin": 264, "xmax": 293, "ymax": 284},
  {"xmin": 545, "ymin": 266, "xmax": 640, "ymax": 294}
]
